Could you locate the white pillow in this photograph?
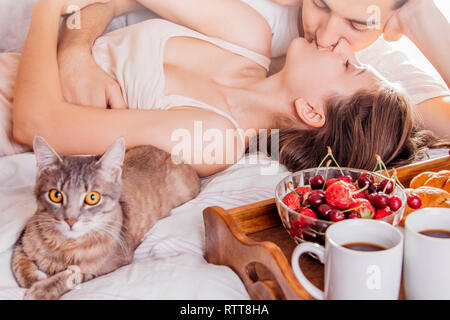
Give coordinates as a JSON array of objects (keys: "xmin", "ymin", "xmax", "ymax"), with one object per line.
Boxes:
[{"xmin": 0, "ymin": 0, "xmax": 127, "ymax": 53}]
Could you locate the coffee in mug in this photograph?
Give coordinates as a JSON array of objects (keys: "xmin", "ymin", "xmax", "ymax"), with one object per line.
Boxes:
[
  {"xmin": 403, "ymin": 208, "xmax": 450, "ymax": 300},
  {"xmin": 291, "ymin": 219, "xmax": 403, "ymax": 300}
]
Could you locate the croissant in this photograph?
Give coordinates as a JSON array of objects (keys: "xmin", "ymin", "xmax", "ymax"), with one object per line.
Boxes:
[
  {"xmin": 401, "ymin": 186, "xmax": 450, "ymax": 226},
  {"xmin": 410, "ymin": 170, "xmax": 450, "ymax": 192}
]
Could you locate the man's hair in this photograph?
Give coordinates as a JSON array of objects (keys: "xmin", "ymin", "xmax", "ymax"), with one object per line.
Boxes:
[{"xmin": 393, "ymin": 0, "xmax": 408, "ymax": 10}]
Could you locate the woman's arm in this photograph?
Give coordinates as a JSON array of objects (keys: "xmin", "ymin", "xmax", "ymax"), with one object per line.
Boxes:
[
  {"xmin": 135, "ymin": 0, "xmax": 272, "ymax": 57},
  {"xmin": 13, "ymin": 0, "xmax": 242, "ymax": 177}
]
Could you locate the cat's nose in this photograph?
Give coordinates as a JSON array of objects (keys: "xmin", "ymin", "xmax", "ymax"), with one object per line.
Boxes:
[{"xmin": 64, "ymin": 219, "xmax": 77, "ymax": 228}]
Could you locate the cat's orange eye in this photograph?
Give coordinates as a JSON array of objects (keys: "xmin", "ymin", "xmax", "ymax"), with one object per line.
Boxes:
[
  {"xmin": 49, "ymin": 189, "xmax": 63, "ymax": 203},
  {"xmin": 85, "ymin": 191, "xmax": 101, "ymax": 205}
]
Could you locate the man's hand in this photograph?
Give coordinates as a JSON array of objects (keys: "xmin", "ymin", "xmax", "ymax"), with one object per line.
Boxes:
[
  {"xmin": 56, "ymin": 0, "xmax": 135, "ymax": 109},
  {"xmin": 384, "ymin": 0, "xmax": 431, "ymax": 41},
  {"xmin": 271, "ymin": 0, "xmax": 302, "ymax": 6},
  {"xmin": 58, "ymin": 48, "xmax": 127, "ymax": 109}
]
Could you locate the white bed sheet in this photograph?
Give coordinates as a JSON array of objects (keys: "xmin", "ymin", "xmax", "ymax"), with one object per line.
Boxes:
[{"xmin": 0, "ymin": 152, "xmax": 291, "ymax": 300}]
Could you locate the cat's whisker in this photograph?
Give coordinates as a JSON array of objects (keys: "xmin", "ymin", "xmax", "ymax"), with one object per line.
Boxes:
[{"xmin": 94, "ymin": 225, "xmax": 128, "ymax": 257}]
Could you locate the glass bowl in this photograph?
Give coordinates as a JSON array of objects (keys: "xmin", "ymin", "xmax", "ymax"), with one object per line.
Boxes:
[{"xmin": 275, "ymin": 167, "xmax": 406, "ymax": 247}]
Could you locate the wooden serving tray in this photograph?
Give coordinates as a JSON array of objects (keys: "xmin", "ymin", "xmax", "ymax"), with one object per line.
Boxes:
[{"xmin": 203, "ymin": 155, "xmax": 450, "ymax": 300}]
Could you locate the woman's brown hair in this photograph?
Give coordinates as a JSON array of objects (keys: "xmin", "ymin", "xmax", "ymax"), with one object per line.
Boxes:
[{"xmin": 266, "ymin": 83, "xmax": 449, "ymax": 172}]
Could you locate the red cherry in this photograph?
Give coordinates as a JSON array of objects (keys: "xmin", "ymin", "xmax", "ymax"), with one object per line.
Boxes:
[
  {"xmin": 307, "ymin": 193, "xmax": 325, "ymax": 207},
  {"xmin": 357, "ymin": 172, "xmax": 374, "ymax": 189},
  {"xmin": 316, "ymin": 204, "xmax": 333, "ymax": 220},
  {"xmin": 347, "ymin": 211, "xmax": 361, "ymax": 219},
  {"xmin": 310, "ymin": 175, "xmax": 325, "ymax": 190},
  {"xmin": 407, "ymin": 194, "xmax": 422, "ymax": 209},
  {"xmin": 375, "ymin": 208, "xmax": 391, "ymax": 220},
  {"xmin": 380, "ymin": 179, "xmax": 395, "ymax": 194},
  {"xmin": 329, "ymin": 209, "xmax": 345, "ymax": 222},
  {"xmin": 311, "ymin": 189, "xmax": 326, "ymax": 197},
  {"xmin": 372, "ymin": 193, "xmax": 390, "ymax": 209},
  {"xmin": 368, "ymin": 193, "xmax": 377, "ymax": 205},
  {"xmin": 389, "ymin": 196, "xmax": 402, "ymax": 212},
  {"xmin": 369, "ymin": 183, "xmax": 380, "ymax": 194}
]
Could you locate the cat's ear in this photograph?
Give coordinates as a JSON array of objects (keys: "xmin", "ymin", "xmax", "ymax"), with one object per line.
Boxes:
[
  {"xmin": 33, "ymin": 136, "xmax": 63, "ymax": 172},
  {"xmin": 96, "ymin": 137, "xmax": 125, "ymax": 182}
]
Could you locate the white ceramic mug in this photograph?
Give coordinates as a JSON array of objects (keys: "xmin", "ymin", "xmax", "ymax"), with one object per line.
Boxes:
[
  {"xmin": 403, "ymin": 208, "xmax": 450, "ymax": 300},
  {"xmin": 291, "ymin": 219, "xmax": 404, "ymax": 300}
]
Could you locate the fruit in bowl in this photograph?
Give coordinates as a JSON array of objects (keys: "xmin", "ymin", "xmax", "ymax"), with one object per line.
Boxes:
[{"xmin": 275, "ymin": 151, "xmax": 417, "ymax": 247}]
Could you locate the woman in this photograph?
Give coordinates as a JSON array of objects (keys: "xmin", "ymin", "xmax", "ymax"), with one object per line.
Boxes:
[{"xmin": 5, "ymin": 0, "xmax": 442, "ymax": 177}]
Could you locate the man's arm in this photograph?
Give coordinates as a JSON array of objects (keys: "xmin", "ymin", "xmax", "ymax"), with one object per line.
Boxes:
[
  {"xmin": 385, "ymin": 0, "xmax": 450, "ymax": 88},
  {"xmin": 383, "ymin": 0, "xmax": 450, "ymax": 138},
  {"xmin": 416, "ymin": 96, "xmax": 450, "ymax": 139},
  {"xmin": 270, "ymin": 0, "xmax": 302, "ymax": 6},
  {"xmin": 58, "ymin": 0, "xmax": 143, "ymax": 108},
  {"xmin": 135, "ymin": 0, "xmax": 271, "ymax": 57}
]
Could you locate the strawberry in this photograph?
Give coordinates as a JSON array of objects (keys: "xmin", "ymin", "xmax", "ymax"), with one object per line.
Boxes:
[
  {"xmin": 375, "ymin": 208, "xmax": 391, "ymax": 220},
  {"xmin": 338, "ymin": 175, "xmax": 353, "ymax": 184},
  {"xmin": 352, "ymin": 191, "xmax": 369, "ymax": 200},
  {"xmin": 288, "ymin": 218, "xmax": 303, "ymax": 238},
  {"xmin": 325, "ymin": 180, "xmax": 355, "ymax": 210},
  {"xmin": 299, "ymin": 208, "xmax": 317, "ymax": 227},
  {"xmin": 348, "ymin": 199, "xmax": 375, "ymax": 219},
  {"xmin": 294, "ymin": 186, "xmax": 312, "ymax": 205},
  {"xmin": 325, "ymin": 178, "xmax": 338, "ymax": 189},
  {"xmin": 283, "ymin": 193, "xmax": 300, "ymax": 211}
]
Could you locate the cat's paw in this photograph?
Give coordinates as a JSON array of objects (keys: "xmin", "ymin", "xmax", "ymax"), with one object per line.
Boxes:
[
  {"xmin": 65, "ymin": 265, "xmax": 82, "ymax": 289},
  {"xmin": 24, "ymin": 280, "xmax": 58, "ymax": 300},
  {"xmin": 23, "ymin": 266, "xmax": 82, "ymax": 300}
]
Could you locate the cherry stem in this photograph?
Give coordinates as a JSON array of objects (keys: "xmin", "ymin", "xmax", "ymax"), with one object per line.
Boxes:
[
  {"xmin": 372, "ymin": 161, "xmax": 381, "ymax": 173},
  {"xmin": 327, "ymin": 146, "xmax": 345, "ymax": 176},
  {"xmin": 342, "ymin": 205, "xmax": 364, "ymax": 214},
  {"xmin": 286, "ymin": 181, "xmax": 301, "ymax": 198},
  {"xmin": 315, "ymin": 153, "xmax": 330, "ymax": 176},
  {"xmin": 382, "ymin": 177, "xmax": 396, "ymax": 194},
  {"xmin": 375, "ymin": 154, "xmax": 390, "ymax": 179},
  {"xmin": 350, "ymin": 184, "xmax": 369, "ymax": 196},
  {"xmin": 390, "ymin": 169, "xmax": 407, "ymax": 191},
  {"xmin": 322, "ymin": 160, "xmax": 332, "ymax": 191}
]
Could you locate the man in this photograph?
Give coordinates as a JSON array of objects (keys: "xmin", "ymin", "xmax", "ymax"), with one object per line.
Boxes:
[{"xmin": 57, "ymin": 0, "xmax": 450, "ymax": 137}]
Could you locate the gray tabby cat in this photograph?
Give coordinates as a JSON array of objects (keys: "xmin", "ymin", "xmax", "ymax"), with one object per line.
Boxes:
[{"xmin": 12, "ymin": 136, "xmax": 200, "ymax": 299}]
